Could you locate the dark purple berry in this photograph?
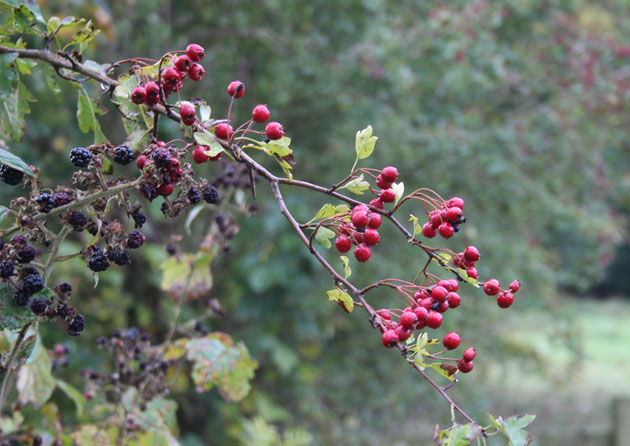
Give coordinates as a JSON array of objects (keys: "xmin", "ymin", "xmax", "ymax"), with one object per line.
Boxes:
[
  {"xmin": 53, "ymin": 192, "xmax": 72, "ymax": 207},
  {"xmin": 151, "ymin": 148, "xmax": 172, "ymax": 169},
  {"xmin": 127, "ymin": 230, "xmax": 145, "ymax": 249},
  {"xmin": 202, "ymin": 186, "xmax": 220, "ymax": 204},
  {"xmin": 67, "ymin": 313, "xmax": 85, "ymax": 336},
  {"xmin": 10, "ymin": 234, "xmax": 26, "ymax": 246},
  {"xmin": 69, "ymin": 147, "xmax": 92, "ymax": 168},
  {"xmin": 131, "ymin": 210, "xmax": 146, "ymax": 229},
  {"xmin": 0, "ymin": 261, "xmax": 14, "ymax": 279},
  {"xmin": 30, "ymin": 297, "xmax": 48, "ymax": 314},
  {"xmin": 21, "ymin": 273, "xmax": 44, "ymax": 296},
  {"xmin": 113, "ymin": 145, "xmax": 135, "ymax": 165},
  {"xmin": 58, "ymin": 282, "xmax": 72, "ymax": 294},
  {"xmin": 106, "ymin": 248, "xmax": 131, "ymax": 265},
  {"xmin": 16, "ymin": 245, "xmax": 35, "ymax": 264},
  {"xmin": 187, "ymin": 187, "xmax": 201, "ymax": 204},
  {"xmin": 69, "ymin": 211, "xmax": 88, "ymax": 230},
  {"xmin": 36, "ymin": 193, "xmax": 54, "ymax": 213},
  {"xmin": 87, "ymin": 251, "xmax": 109, "ymax": 272},
  {"xmin": 13, "ymin": 290, "xmax": 29, "ymax": 306},
  {"xmin": 0, "ymin": 164, "xmax": 24, "ymax": 186}
]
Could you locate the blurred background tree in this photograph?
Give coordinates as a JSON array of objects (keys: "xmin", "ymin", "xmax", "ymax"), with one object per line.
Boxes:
[{"xmin": 2, "ymin": 0, "xmax": 629, "ymax": 444}]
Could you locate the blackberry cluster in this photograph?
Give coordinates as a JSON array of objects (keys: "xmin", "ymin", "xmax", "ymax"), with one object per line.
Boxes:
[
  {"xmin": 69, "ymin": 211, "xmax": 89, "ymax": 230},
  {"xmin": 69, "ymin": 147, "xmax": 93, "ymax": 168},
  {"xmin": 202, "ymin": 186, "xmax": 220, "ymax": 204},
  {"xmin": 36, "ymin": 193, "xmax": 54, "ymax": 213},
  {"xmin": 127, "ymin": 230, "xmax": 146, "ymax": 249},
  {"xmin": 131, "ymin": 209, "xmax": 146, "ymax": 228},
  {"xmin": 0, "ymin": 260, "xmax": 14, "ymax": 279},
  {"xmin": 15, "ymin": 245, "xmax": 35, "ymax": 264},
  {"xmin": 151, "ymin": 148, "xmax": 172, "ymax": 168},
  {"xmin": 30, "ymin": 297, "xmax": 48, "ymax": 314},
  {"xmin": 187, "ymin": 187, "xmax": 201, "ymax": 204},
  {"xmin": 106, "ymin": 248, "xmax": 131, "ymax": 266},
  {"xmin": 87, "ymin": 249, "xmax": 110, "ymax": 272},
  {"xmin": 67, "ymin": 313, "xmax": 85, "ymax": 336},
  {"xmin": 0, "ymin": 164, "xmax": 24, "ymax": 186},
  {"xmin": 21, "ymin": 272, "xmax": 44, "ymax": 296},
  {"xmin": 114, "ymin": 145, "xmax": 135, "ymax": 165},
  {"xmin": 53, "ymin": 192, "xmax": 72, "ymax": 207},
  {"xmin": 139, "ymin": 183, "xmax": 158, "ymax": 201}
]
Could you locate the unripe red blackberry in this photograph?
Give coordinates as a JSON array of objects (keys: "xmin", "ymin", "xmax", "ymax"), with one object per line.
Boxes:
[
  {"xmin": 422, "ymin": 222, "xmax": 437, "ymax": 238},
  {"xmin": 265, "ymin": 122, "xmax": 284, "ymax": 140},
  {"xmin": 188, "ymin": 63, "xmax": 205, "ymax": 81},
  {"xmin": 227, "ymin": 80, "xmax": 245, "ymax": 98},
  {"xmin": 379, "ymin": 188, "xmax": 396, "ymax": 203},
  {"xmin": 252, "ymin": 104, "xmax": 270, "ymax": 123},
  {"xmin": 157, "ymin": 183, "xmax": 174, "ymax": 196},
  {"xmin": 381, "ymin": 329, "xmax": 399, "ymax": 348},
  {"xmin": 399, "ymin": 311, "xmax": 418, "ymax": 329},
  {"xmin": 131, "ymin": 86, "xmax": 147, "ymax": 104},
  {"xmin": 180, "ymin": 102, "xmax": 196, "ymax": 126},
  {"xmin": 136, "ymin": 155, "xmax": 149, "ymax": 169},
  {"xmin": 185, "ymin": 43, "xmax": 205, "ymax": 62},
  {"xmin": 127, "ymin": 230, "xmax": 146, "ymax": 249},
  {"xmin": 174, "ymin": 55, "xmax": 192, "ymax": 72},
  {"xmin": 381, "ymin": 166, "xmax": 398, "ymax": 183},
  {"xmin": 462, "ymin": 347, "xmax": 476, "ymax": 362},
  {"xmin": 464, "ymin": 246, "xmax": 480, "ymax": 263},
  {"xmin": 483, "ymin": 279, "xmax": 500, "ymax": 296},
  {"xmin": 351, "ymin": 211, "xmax": 369, "ymax": 229},
  {"xmin": 363, "ymin": 228, "xmax": 380, "ymax": 246},
  {"xmin": 367, "ymin": 213, "xmax": 382, "ymax": 229},
  {"xmin": 425, "ymin": 311, "xmax": 443, "ymax": 329},
  {"xmin": 215, "ymin": 123, "xmax": 234, "ymax": 140},
  {"xmin": 335, "ymin": 236, "xmax": 351, "ymax": 253},
  {"xmin": 457, "ymin": 359, "xmax": 474, "ymax": 373},
  {"xmin": 354, "ymin": 243, "xmax": 372, "ymax": 262},
  {"xmin": 443, "ymin": 332, "xmax": 461, "ymax": 350},
  {"xmin": 497, "ymin": 291, "xmax": 514, "ymax": 308},
  {"xmin": 438, "ymin": 222, "xmax": 454, "ymax": 238}
]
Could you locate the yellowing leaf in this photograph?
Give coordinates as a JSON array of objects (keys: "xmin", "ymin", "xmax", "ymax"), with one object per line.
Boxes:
[
  {"xmin": 355, "ymin": 125, "xmax": 378, "ymax": 160},
  {"xmin": 340, "ymin": 256, "xmax": 351, "ymax": 279},
  {"xmin": 326, "ymin": 289, "xmax": 354, "ymax": 313}
]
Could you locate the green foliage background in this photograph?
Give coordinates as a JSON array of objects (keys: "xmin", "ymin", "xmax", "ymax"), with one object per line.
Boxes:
[{"xmin": 1, "ymin": 0, "xmax": 629, "ymax": 444}]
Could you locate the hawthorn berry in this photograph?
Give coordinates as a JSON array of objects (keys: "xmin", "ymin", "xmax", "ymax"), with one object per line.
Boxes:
[
  {"xmin": 381, "ymin": 167, "xmax": 398, "ymax": 183},
  {"xmin": 425, "ymin": 311, "xmax": 443, "ymax": 329},
  {"xmin": 163, "ymin": 67, "xmax": 181, "ymax": 86},
  {"xmin": 69, "ymin": 147, "xmax": 92, "ymax": 168},
  {"xmin": 438, "ymin": 222, "xmax": 454, "ymax": 238},
  {"xmin": 447, "ymin": 196, "xmax": 465, "ymax": 210},
  {"xmin": 364, "ymin": 228, "xmax": 380, "ymax": 246},
  {"xmin": 395, "ymin": 326, "xmax": 412, "ymax": 342},
  {"xmin": 0, "ymin": 164, "xmax": 24, "ymax": 186},
  {"xmin": 463, "ymin": 347, "xmax": 476, "ymax": 362},
  {"xmin": 215, "ymin": 123, "xmax": 234, "ymax": 140},
  {"xmin": 483, "ymin": 279, "xmax": 501, "ymax": 296},
  {"xmin": 251, "ymin": 104, "xmax": 271, "ymax": 123},
  {"xmin": 431, "ymin": 285, "xmax": 448, "ymax": 302},
  {"xmin": 436, "ymin": 301, "xmax": 449, "ymax": 313},
  {"xmin": 265, "ymin": 122, "xmax": 284, "ymax": 140},
  {"xmin": 443, "ymin": 332, "xmax": 461, "ymax": 350},
  {"xmin": 127, "ymin": 230, "xmax": 146, "ymax": 249},
  {"xmin": 87, "ymin": 251, "xmax": 110, "ymax": 272},
  {"xmin": 381, "ymin": 329, "xmax": 399, "ymax": 348},
  {"xmin": 422, "ymin": 222, "xmax": 437, "ymax": 238},
  {"xmin": 375, "ymin": 175, "xmax": 392, "ymax": 189},
  {"xmin": 144, "ymin": 82, "xmax": 160, "ymax": 105},
  {"xmin": 399, "ymin": 311, "xmax": 418, "ymax": 329},
  {"xmin": 379, "ymin": 188, "xmax": 396, "ymax": 203},
  {"xmin": 180, "ymin": 102, "xmax": 196, "ymax": 126},
  {"xmin": 368, "ymin": 213, "xmax": 382, "ymax": 229},
  {"xmin": 113, "ymin": 145, "xmax": 135, "ymax": 165},
  {"xmin": 414, "ymin": 306, "xmax": 428, "ymax": 322},
  {"xmin": 354, "ymin": 243, "xmax": 372, "ymax": 262},
  {"xmin": 447, "ymin": 292, "xmax": 461, "ymax": 308},
  {"xmin": 445, "ymin": 206, "xmax": 463, "ymax": 223},
  {"xmin": 464, "ymin": 246, "xmax": 480, "ymax": 263},
  {"xmin": 377, "ymin": 309, "xmax": 391, "ymax": 320},
  {"xmin": 188, "ymin": 63, "xmax": 205, "ymax": 81},
  {"xmin": 497, "ymin": 291, "xmax": 514, "ymax": 308},
  {"xmin": 192, "ymin": 146, "xmax": 209, "ymax": 164},
  {"xmin": 419, "ymin": 297, "xmax": 433, "ymax": 310},
  {"xmin": 351, "ymin": 211, "xmax": 369, "ymax": 229},
  {"xmin": 185, "ymin": 43, "xmax": 205, "ymax": 62},
  {"xmin": 202, "ymin": 186, "xmax": 220, "ymax": 204},
  {"xmin": 36, "ymin": 193, "xmax": 54, "ymax": 213},
  {"xmin": 466, "ymin": 266, "xmax": 478, "ymax": 279},
  {"xmin": 509, "ymin": 279, "xmax": 521, "ymax": 293},
  {"xmin": 369, "ymin": 198, "xmax": 384, "ymax": 210},
  {"xmin": 227, "ymin": 80, "xmax": 245, "ymax": 98},
  {"xmin": 174, "ymin": 55, "xmax": 192, "ymax": 72},
  {"xmin": 448, "ymin": 279, "xmax": 459, "ymax": 292},
  {"xmin": 0, "ymin": 261, "xmax": 14, "ymax": 279},
  {"xmin": 335, "ymin": 236, "xmax": 352, "ymax": 253},
  {"xmin": 457, "ymin": 359, "xmax": 474, "ymax": 373}
]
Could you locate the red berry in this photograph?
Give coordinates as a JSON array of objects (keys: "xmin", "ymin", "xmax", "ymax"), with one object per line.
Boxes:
[
  {"xmin": 180, "ymin": 102, "xmax": 196, "ymax": 126},
  {"xmin": 227, "ymin": 80, "xmax": 245, "ymax": 98},
  {"xmin": 145, "ymin": 81, "xmax": 160, "ymax": 105},
  {"xmin": 368, "ymin": 213, "xmax": 382, "ymax": 229},
  {"xmin": 174, "ymin": 55, "xmax": 191, "ymax": 72},
  {"xmin": 447, "ymin": 292, "xmax": 461, "ymax": 308},
  {"xmin": 157, "ymin": 183, "xmax": 174, "ymax": 196},
  {"xmin": 163, "ymin": 67, "xmax": 181, "ymax": 86},
  {"xmin": 209, "ymin": 153, "xmax": 222, "ymax": 161},
  {"xmin": 377, "ymin": 309, "xmax": 391, "ymax": 320},
  {"xmin": 369, "ymin": 198, "xmax": 384, "ymax": 210},
  {"xmin": 381, "ymin": 329, "xmax": 399, "ymax": 348},
  {"xmin": 431, "ymin": 285, "xmax": 448, "ymax": 302},
  {"xmin": 215, "ymin": 123, "xmax": 234, "ymax": 140},
  {"xmin": 422, "ymin": 222, "xmax": 437, "ymax": 238},
  {"xmin": 186, "ymin": 43, "xmax": 205, "ymax": 62},
  {"xmin": 448, "ymin": 196, "xmax": 465, "ymax": 210},
  {"xmin": 457, "ymin": 359, "xmax": 474, "ymax": 373},
  {"xmin": 364, "ymin": 228, "xmax": 380, "ymax": 246},
  {"xmin": 252, "ymin": 104, "xmax": 270, "ymax": 123},
  {"xmin": 436, "ymin": 301, "xmax": 449, "ymax": 313},
  {"xmin": 509, "ymin": 280, "xmax": 521, "ymax": 293},
  {"xmin": 381, "ymin": 166, "xmax": 398, "ymax": 183},
  {"xmin": 429, "ymin": 210, "xmax": 442, "ymax": 228},
  {"xmin": 445, "ymin": 206, "xmax": 463, "ymax": 222},
  {"xmin": 448, "ymin": 279, "xmax": 459, "ymax": 292},
  {"xmin": 425, "ymin": 311, "xmax": 443, "ymax": 329},
  {"xmin": 335, "ymin": 236, "xmax": 351, "ymax": 253},
  {"xmin": 437, "ymin": 279, "xmax": 452, "ymax": 291},
  {"xmin": 265, "ymin": 121, "xmax": 284, "ymax": 140},
  {"xmin": 351, "ymin": 211, "xmax": 369, "ymax": 229},
  {"xmin": 438, "ymin": 222, "xmax": 454, "ymax": 239},
  {"xmin": 192, "ymin": 146, "xmax": 209, "ymax": 164},
  {"xmin": 419, "ymin": 298, "xmax": 433, "ymax": 310},
  {"xmin": 399, "ymin": 311, "xmax": 418, "ymax": 329},
  {"xmin": 464, "ymin": 246, "xmax": 480, "ymax": 263},
  {"xmin": 54, "ymin": 344, "xmax": 65, "ymax": 356},
  {"xmin": 131, "ymin": 86, "xmax": 147, "ymax": 104},
  {"xmin": 463, "ymin": 347, "xmax": 476, "ymax": 362},
  {"xmin": 466, "ymin": 267, "xmax": 478, "ymax": 279},
  {"xmin": 375, "ymin": 175, "xmax": 392, "ymax": 189},
  {"xmin": 136, "ymin": 155, "xmax": 149, "ymax": 169},
  {"xmin": 497, "ymin": 291, "xmax": 514, "ymax": 308},
  {"xmin": 380, "ymin": 188, "xmax": 396, "ymax": 203},
  {"xmin": 395, "ymin": 326, "xmax": 412, "ymax": 342},
  {"xmin": 414, "ymin": 306, "xmax": 428, "ymax": 321},
  {"xmin": 352, "ymin": 204, "xmax": 369, "ymax": 214},
  {"xmin": 443, "ymin": 332, "xmax": 461, "ymax": 350},
  {"xmin": 188, "ymin": 63, "xmax": 205, "ymax": 81},
  {"xmin": 354, "ymin": 243, "xmax": 372, "ymax": 262},
  {"xmin": 483, "ymin": 279, "xmax": 501, "ymax": 296}
]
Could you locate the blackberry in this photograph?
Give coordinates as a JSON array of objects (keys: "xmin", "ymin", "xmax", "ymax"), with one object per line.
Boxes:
[
  {"xmin": 67, "ymin": 313, "xmax": 85, "ymax": 336},
  {"xmin": 187, "ymin": 187, "xmax": 201, "ymax": 204},
  {"xmin": 16, "ymin": 245, "xmax": 36, "ymax": 264},
  {"xmin": 53, "ymin": 192, "xmax": 72, "ymax": 207},
  {"xmin": 131, "ymin": 210, "xmax": 146, "ymax": 229},
  {"xmin": 113, "ymin": 145, "xmax": 135, "ymax": 165},
  {"xmin": 202, "ymin": 186, "xmax": 220, "ymax": 204},
  {"xmin": 127, "ymin": 230, "xmax": 146, "ymax": 249},
  {"xmin": 10, "ymin": 234, "xmax": 26, "ymax": 246},
  {"xmin": 96, "ymin": 335, "xmax": 108, "ymax": 346},
  {"xmin": 106, "ymin": 248, "xmax": 131, "ymax": 266},
  {"xmin": 140, "ymin": 183, "xmax": 158, "ymax": 201},
  {"xmin": 13, "ymin": 290, "xmax": 28, "ymax": 306},
  {"xmin": 151, "ymin": 148, "xmax": 172, "ymax": 169},
  {"xmin": 30, "ymin": 297, "xmax": 48, "ymax": 314},
  {"xmin": 20, "ymin": 266, "xmax": 38, "ymax": 276},
  {"xmin": 57, "ymin": 303, "xmax": 71, "ymax": 318},
  {"xmin": 87, "ymin": 251, "xmax": 110, "ymax": 272},
  {"xmin": 33, "ymin": 435, "xmax": 43, "ymax": 446},
  {"xmin": 58, "ymin": 282, "xmax": 72, "ymax": 294},
  {"xmin": 21, "ymin": 273, "xmax": 44, "ymax": 296},
  {"xmin": 0, "ymin": 164, "xmax": 24, "ymax": 186},
  {"xmin": 69, "ymin": 211, "xmax": 88, "ymax": 230},
  {"xmin": 69, "ymin": 147, "xmax": 92, "ymax": 168},
  {"xmin": 36, "ymin": 193, "xmax": 54, "ymax": 213},
  {"xmin": 0, "ymin": 261, "xmax": 14, "ymax": 279}
]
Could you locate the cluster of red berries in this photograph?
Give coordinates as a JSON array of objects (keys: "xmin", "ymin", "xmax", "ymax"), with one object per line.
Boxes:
[
  {"xmin": 135, "ymin": 142, "xmax": 184, "ymax": 199},
  {"xmin": 483, "ymin": 278, "xmax": 521, "ymax": 308},
  {"xmin": 421, "ymin": 196, "xmax": 466, "ymax": 239}
]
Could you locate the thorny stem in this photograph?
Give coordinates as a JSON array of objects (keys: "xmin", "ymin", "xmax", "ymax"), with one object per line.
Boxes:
[{"xmin": 0, "ymin": 323, "xmax": 31, "ymax": 412}]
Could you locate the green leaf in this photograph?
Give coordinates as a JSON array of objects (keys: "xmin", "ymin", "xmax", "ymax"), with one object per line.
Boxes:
[
  {"xmin": 437, "ymin": 422, "xmax": 482, "ymax": 445},
  {"xmin": 160, "ymin": 249, "xmax": 217, "ymax": 301},
  {"xmin": 123, "ymin": 128, "xmax": 151, "ymax": 154},
  {"xmin": 16, "ymin": 339, "xmax": 56, "ymax": 408},
  {"xmin": 409, "ymin": 214, "xmax": 422, "ymax": 236},
  {"xmin": 70, "ymin": 425, "xmax": 113, "ymax": 446},
  {"xmin": 77, "ymin": 90, "xmax": 107, "ymax": 143},
  {"xmin": 0, "ymin": 147, "xmax": 33, "ymax": 176},
  {"xmin": 340, "ymin": 256, "xmax": 351, "ymax": 279},
  {"xmin": 1, "ymin": 330, "xmax": 35, "ymax": 370},
  {"xmin": 0, "ymin": 53, "xmax": 18, "ymax": 98},
  {"xmin": 339, "ymin": 174, "xmax": 370, "ymax": 195},
  {"xmin": 0, "ymin": 410, "xmax": 23, "ymax": 435},
  {"xmin": 40, "ymin": 62, "xmax": 61, "ymax": 98},
  {"xmin": 163, "ymin": 338, "xmax": 189, "ymax": 361},
  {"xmin": 56, "ymin": 379, "xmax": 86, "ymax": 417},
  {"xmin": 355, "ymin": 125, "xmax": 378, "ymax": 160},
  {"xmin": 46, "ymin": 16, "xmax": 60, "ymax": 34},
  {"xmin": 13, "ymin": 0, "xmax": 44, "ymax": 24},
  {"xmin": 0, "ymin": 81, "xmax": 36, "ymax": 142},
  {"xmin": 392, "ymin": 181, "xmax": 404, "ymax": 205},
  {"xmin": 113, "ymin": 73, "xmax": 138, "ymax": 100},
  {"xmin": 199, "ymin": 103, "xmax": 211, "ymax": 122},
  {"xmin": 260, "ymin": 137, "xmax": 292, "ymax": 157},
  {"xmin": 0, "ymin": 285, "xmax": 38, "ymax": 330},
  {"xmin": 489, "ymin": 414, "xmax": 535, "ymax": 446},
  {"xmin": 456, "ymin": 267, "xmax": 480, "ymax": 288},
  {"xmin": 67, "ymin": 20, "xmax": 100, "ymax": 54},
  {"xmin": 314, "ymin": 227, "xmax": 335, "ymax": 249},
  {"xmin": 313, "ymin": 204, "xmax": 336, "ymax": 220},
  {"xmin": 427, "ymin": 362, "xmax": 457, "ymax": 382},
  {"xmin": 193, "ymin": 132, "xmax": 225, "ymax": 158},
  {"xmin": 326, "ymin": 289, "xmax": 354, "ymax": 313}
]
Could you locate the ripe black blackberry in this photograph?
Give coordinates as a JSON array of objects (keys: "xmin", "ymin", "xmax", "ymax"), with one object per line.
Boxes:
[
  {"xmin": 53, "ymin": 192, "xmax": 72, "ymax": 207},
  {"xmin": 202, "ymin": 186, "xmax": 220, "ymax": 204},
  {"xmin": 0, "ymin": 164, "xmax": 24, "ymax": 186},
  {"xmin": 67, "ymin": 313, "xmax": 85, "ymax": 336},
  {"xmin": 87, "ymin": 250, "xmax": 110, "ymax": 272},
  {"xmin": 30, "ymin": 297, "xmax": 48, "ymax": 314},
  {"xmin": 106, "ymin": 248, "xmax": 131, "ymax": 266},
  {"xmin": 113, "ymin": 145, "xmax": 135, "ymax": 165},
  {"xmin": 127, "ymin": 230, "xmax": 146, "ymax": 249},
  {"xmin": 131, "ymin": 209, "xmax": 146, "ymax": 228},
  {"xmin": 36, "ymin": 193, "xmax": 54, "ymax": 213},
  {"xmin": 187, "ymin": 187, "xmax": 201, "ymax": 204},
  {"xmin": 0, "ymin": 260, "xmax": 14, "ymax": 279},
  {"xmin": 151, "ymin": 148, "xmax": 172, "ymax": 169},
  {"xmin": 69, "ymin": 211, "xmax": 88, "ymax": 230},
  {"xmin": 21, "ymin": 273, "xmax": 44, "ymax": 296},
  {"xmin": 13, "ymin": 290, "xmax": 28, "ymax": 306},
  {"xmin": 57, "ymin": 282, "xmax": 72, "ymax": 294},
  {"xmin": 16, "ymin": 244, "xmax": 35, "ymax": 264},
  {"xmin": 10, "ymin": 234, "xmax": 26, "ymax": 246},
  {"xmin": 140, "ymin": 183, "xmax": 158, "ymax": 201},
  {"xmin": 69, "ymin": 147, "xmax": 92, "ymax": 168}
]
